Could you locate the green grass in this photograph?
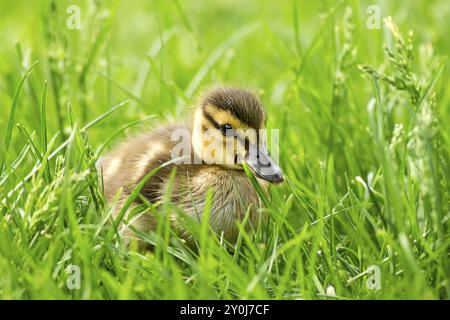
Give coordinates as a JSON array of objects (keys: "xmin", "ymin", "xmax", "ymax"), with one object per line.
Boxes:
[{"xmin": 1, "ymin": 0, "xmax": 449, "ymax": 299}]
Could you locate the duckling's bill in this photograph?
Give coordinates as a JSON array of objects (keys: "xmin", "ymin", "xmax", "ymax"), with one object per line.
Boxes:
[
  {"xmin": 231, "ymin": 131, "xmax": 283, "ymax": 184},
  {"xmin": 245, "ymin": 141, "xmax": 284, "ymax": 184}
]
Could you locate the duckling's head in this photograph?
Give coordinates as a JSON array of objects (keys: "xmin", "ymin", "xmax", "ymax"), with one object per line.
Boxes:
[{"xmin": 191, "ymin": 86, "xmax": 283, "ymax": 183}]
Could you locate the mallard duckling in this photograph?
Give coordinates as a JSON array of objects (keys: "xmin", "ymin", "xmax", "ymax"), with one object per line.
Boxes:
[{"xmin": 99, "ymin": 86, "xmax": 283, "ymax": 244}]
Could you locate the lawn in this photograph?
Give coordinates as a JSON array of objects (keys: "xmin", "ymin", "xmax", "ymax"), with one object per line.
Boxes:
[{"xmin": 0, "ymin": 0, "xmax": 449, "ymax": 299}]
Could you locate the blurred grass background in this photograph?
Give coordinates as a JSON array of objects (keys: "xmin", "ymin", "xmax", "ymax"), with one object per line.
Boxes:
[{"xmin": 0, "ymin": 0, "xmax": 449, "ymax": 299}]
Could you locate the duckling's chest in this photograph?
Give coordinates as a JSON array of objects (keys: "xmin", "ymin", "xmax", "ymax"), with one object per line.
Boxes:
[{"xmin": 167, "ymin": 166, "xmax": 266, "ymax": 241}]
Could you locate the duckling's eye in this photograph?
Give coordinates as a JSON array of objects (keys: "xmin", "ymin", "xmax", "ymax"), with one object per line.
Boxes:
[{"xmin": 220, "ymin": 123, "xmax": 234, "ymax": 136}]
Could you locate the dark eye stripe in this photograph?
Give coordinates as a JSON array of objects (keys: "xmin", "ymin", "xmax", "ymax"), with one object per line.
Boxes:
[{"xmin": 202, "ymin": 110, "xmax": 221, "ymax": 130}]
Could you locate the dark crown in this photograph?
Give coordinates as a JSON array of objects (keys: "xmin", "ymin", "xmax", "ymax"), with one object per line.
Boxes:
[{"xmin": 202, "ymin": 87, "xmax": 266, "ymax": 129}]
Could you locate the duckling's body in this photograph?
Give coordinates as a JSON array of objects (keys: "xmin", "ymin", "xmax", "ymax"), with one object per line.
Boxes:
[
  {"xmin": 100, "ymin": 86, "xmax": 283, "ymax": 244},
  {"xmin": 101, "ymin": 123, "xmax": 261, "ymax": 242}
]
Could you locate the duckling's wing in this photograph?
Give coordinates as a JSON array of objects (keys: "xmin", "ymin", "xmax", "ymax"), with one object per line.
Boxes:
[{"xmin": 99, "ymin": 123, "xmax": 190, "ymax": 203}]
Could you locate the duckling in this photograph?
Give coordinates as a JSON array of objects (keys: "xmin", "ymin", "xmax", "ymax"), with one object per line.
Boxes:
[{"xmin": 99, "ymin": 86, "xmax": 283, "ymax": 244}]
